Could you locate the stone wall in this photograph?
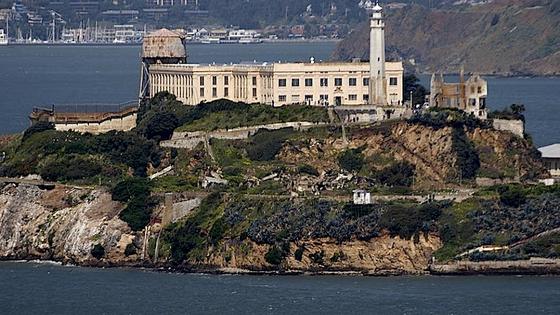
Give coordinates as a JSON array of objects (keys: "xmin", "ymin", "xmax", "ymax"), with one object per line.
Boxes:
[
  {"xmin": 55, "ymin": 113, "xmax": 137, "ymax": 134},
  {"xmin": 492, "ymin": 119, "xmax": 524, "ymax": 138},
  {"xmin": 161, "ymin": 121, "xmax": 326, "ymax": 149},
  {"xmin": 430, "ymin": 258, "xmax": 560, "ymax": 275}
]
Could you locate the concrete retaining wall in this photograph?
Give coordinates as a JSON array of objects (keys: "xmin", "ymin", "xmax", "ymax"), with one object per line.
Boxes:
[
  {"xmin": 161, "ymin": 121, "xmax": 326, "ymax": 149},
  {"xmin": 430, "ymin": 258, "xmax": 560, "ymax": 275},
  {"xmin": 55, "ymin": 113, "xmax": 137, "ymax": 134},
  {"xmin": 492, "ymin": 119, "xmax": 524, "ymax": 138}
]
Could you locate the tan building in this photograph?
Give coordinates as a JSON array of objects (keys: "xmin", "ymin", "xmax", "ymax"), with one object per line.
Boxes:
[
  {"xmin": 273, "ymin": 61, "xmax": 403, "ymax": 107},
  {"xmin": 149, "ymin": 60, "xmax": 403, "ymax": 107},
  {"xmin": 430, "ymin": 71, "xmax": 488, "ymax": 119}
]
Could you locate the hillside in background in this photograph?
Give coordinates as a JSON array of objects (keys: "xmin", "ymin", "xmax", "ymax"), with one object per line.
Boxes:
[{"xmin": 333, "ymin": 0, "xmax": 560, "ymax": 75}]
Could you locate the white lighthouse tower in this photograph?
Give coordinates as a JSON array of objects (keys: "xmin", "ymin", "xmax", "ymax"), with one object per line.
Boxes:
[{"xmin": 360, "ymin": 0, "xmax": 386, "ymax": 105}]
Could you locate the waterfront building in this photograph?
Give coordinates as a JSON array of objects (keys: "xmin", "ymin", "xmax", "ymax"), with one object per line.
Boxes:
[
  {"xmin": 430, "ymin": 70, "xmax": 488, "ymax": 119},
  {"xmin": 146, "ymin": 1, "xmax": 404, "ymax": 108},
  {"xmin": 539, "ymin": 144, "xmax": 560, "ymax": 177}
]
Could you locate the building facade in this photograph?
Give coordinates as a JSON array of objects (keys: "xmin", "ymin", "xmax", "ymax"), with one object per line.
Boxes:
[
  {"xmin": 539, "ymin": 144, "xmax": 560, "ymax": 177},
  {"xmin": 149, "ymin": 61, "xmax": 403, "ymax": 107},
  {"xmin": 430, "ymin": 71, "xmax": 488, "ymax": 119},
  {"xmin": 146, "ymin": 1, "xmax": 404, "ymax": 108}
]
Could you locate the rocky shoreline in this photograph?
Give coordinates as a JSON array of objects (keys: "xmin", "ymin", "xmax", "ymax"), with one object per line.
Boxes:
[{"xmin": 4, "ymin": 257, "xmax": 560, "ymax": 277}]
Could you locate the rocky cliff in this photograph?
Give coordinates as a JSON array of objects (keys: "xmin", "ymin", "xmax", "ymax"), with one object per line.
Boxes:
[
  {"xmin": 200, "ymin": 235, "xmax": 441, "ymax": 275},
  {"xmin": 333, "ymin": 0, "xmax": 560, "ymax": 75},
  {"xmin": 0, "ymin": 183, "xmax": 139, "ymax": 266},
  {"xmin": 0, "ymin": 183, "xmax": 442, "ymax": 274}
]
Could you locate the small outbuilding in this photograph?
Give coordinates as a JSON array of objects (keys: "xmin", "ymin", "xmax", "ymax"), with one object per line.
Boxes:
[
  {"xmin": 539, "ymin": 143, "xmax": 560, "ymax": 177},
  {"xmin": 353, "ymin": 189, "xmax": 372, "ymax": 205}
]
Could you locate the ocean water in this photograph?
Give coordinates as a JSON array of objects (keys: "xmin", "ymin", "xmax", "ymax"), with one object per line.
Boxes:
[
  {"xmin": 0, "ymin": 262, "xmax": 559, "ymax": 314},
  {"xmin": 0, "ymin": 43, "xmax": 558, "ymax": 147}
]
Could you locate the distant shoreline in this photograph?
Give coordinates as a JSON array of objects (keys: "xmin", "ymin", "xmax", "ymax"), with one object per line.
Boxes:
[{"xmin": 0, "ymin": 39, "xmax": 341, "ymax": 47}]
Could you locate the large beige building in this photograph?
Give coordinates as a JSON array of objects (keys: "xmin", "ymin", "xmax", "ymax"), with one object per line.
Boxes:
[
  {"xmin": 149, "ymin": 61, "xmax": 403, "ymax": 107},
  {"xmin": 146, "ymin": 1, "xmax": 404, "ymax": 108}
]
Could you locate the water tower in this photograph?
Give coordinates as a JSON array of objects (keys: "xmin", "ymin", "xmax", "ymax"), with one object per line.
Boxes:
[{"xmin": 138, "ymin": 29, "xmax": 187, "ymax": 101}]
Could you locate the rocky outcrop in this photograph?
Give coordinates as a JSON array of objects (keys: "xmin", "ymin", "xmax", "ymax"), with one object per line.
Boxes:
[
  {"xmin": 279, "ymin": 122, "xmax": 543, "ymax": 189},
  {"xmin": 0, "ymin": 183, "xmax": 141, "ymax": 266},
  {"xmin": 201, "ymin": 234, "xmax": 441, "ymax": 275}
]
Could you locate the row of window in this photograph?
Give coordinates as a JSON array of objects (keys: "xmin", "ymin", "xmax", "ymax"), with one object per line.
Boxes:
[
  {"xmin": 277, "ymin": 94, "xmax": 370, "ymax": 103},
  {"xmin": 200, "ymin": 76, "xmax": 260, "ymax": 86},
  {"xmin": 199, "ymin": 87, "xmax": 259, "ymax": 98},
  {"xmin": 278, "ymin": 77, "xmax": 398, "ymax": 87}
]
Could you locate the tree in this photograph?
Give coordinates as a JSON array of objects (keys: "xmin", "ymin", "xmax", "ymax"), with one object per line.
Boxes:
[
  {"xmin": 144, "ymin": 112, "xmax": 179, "ymax": 141},
  {"xmin": 404, "ymin": 74, "xmax": 428, "ymax": 106},
  {"xmin": 338, "ymin": 148, "xmax": 365, "ymax": 172}
]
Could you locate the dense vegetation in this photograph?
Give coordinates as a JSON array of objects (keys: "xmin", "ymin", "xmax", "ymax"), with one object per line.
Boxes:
[
  {"xmin": 435, "ymin": 184, "xmax": 560, "ymax": 261},
  {"xmin": 176, "ymin": 99, "xmax": 329, "ymax": 132},
  {"xmin": 403, "ymin": 74, "xmax": 428, "ymax": 106},
  {"xmin": 160, "ymin": 193, "xmax": 449, "ymax": 265},
  {"xmin": 488, "ymin": 104, "xmax": 526, "ymax": 122},
  {"xmin": 337, "ymin": 148, "xmax": 365, "ymax": 172},
  {"xmin": 112, "ymin": 177, "xmax": 158, "ymax": 231},
  {"xmin": 0, "ymin": 129, "xmax": 162, "ymax": 181}
]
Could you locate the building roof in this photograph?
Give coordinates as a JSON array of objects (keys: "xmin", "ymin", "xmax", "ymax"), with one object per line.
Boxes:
[{"xmin": 539, "ymin": 144, "xmax": 560, "ymax": 158}]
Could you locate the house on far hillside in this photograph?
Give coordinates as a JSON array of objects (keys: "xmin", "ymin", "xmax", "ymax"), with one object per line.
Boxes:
[
  {"xmin": 539, "ymin": 144, "xmax": 560, "ymax": 178},
  {"xmin": 430, "ymin": 70, "xmax": 488, "ymax": 119}
]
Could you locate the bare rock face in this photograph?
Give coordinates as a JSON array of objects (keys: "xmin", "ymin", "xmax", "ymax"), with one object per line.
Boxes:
[
  {"xmin": 198, "ymin": 234, "xmax": 442, "ymax": 275},
  {"xmin": 0, "ymin": 183, "xmax": 139, "ymax": 265},
  {"xmin": 278, "ymin": 121, "xmax": 544, "ymax": 189}
]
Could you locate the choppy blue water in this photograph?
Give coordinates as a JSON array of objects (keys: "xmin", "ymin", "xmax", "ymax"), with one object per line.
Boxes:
[
  {"xmin": 0, "ymin": 262, "xmax": 559, "ymax": 314},
  {"xmin": 0, "ymin": 43, "xmax": 559, "ymax": 147}
]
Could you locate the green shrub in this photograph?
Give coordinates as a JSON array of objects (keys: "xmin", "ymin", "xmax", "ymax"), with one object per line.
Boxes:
[
  {"xmin": 452, "ymin": 128, "xmax": 480, "ymax": 180},
  {"xmin": 22, "ymin": 121, "xmax": 55, "ymax": 141},
  {"xmin": 209, "ymin": 217, "xmax": 227, "ymax": 245},
  {"xmin": 119, "ymin": 195, "xmax": 157, "ymax": 231},
  {"xmin": 308, "ymin": 250, "xmax": 325, "ymax": 265},
  {"xmin": 298, "ymin": 164, "xmax": 319, "ymax": 176},
  {"xmin": 124, "ymin": 243, "xmax": 137, "ymax": 256},
  {"xmin": 143, "ymin": 111, "xmax": 179, "ymax": 141},
  {"xmin": 338, "ymin": 148, "xmax": 364, "ymax": 172},
  {"xmin": 498, "ymin": 185, "xmax": 527, "ymax": 207},
  {"xmin": 40, "ymin": 155, "xmax": 102, "ymax": 182},
  {"xmin": 91, "ymin": 244, "xmax": 105, "ymax": 259},
  {"xmin": 162, "ymin": 193, "xmax": 224, "ymax": 263},
  {"xmin": 294, "ymin": 246, "xmax": 305, "ymax": 261},
  {"xmin": 379, "ymin": 202, "xmax": 446, "ymax": 239},
  {"xmin": 265, "ymin": 245, "xmax": 285, "ymax": 265},
  {"xmin": 246, "ymin": 128, "xmax": 294, "ymax": 161},
  {"xmin": 488, "ymin": 104, "xmax": 526, "ymax": 122},
  {"xmin": 374, "ymin": 161, "xmax": 415, "ymax": 187},
  {"xmin": 111, "ymin": 177, "xmax": 151, "ymax": 202}
]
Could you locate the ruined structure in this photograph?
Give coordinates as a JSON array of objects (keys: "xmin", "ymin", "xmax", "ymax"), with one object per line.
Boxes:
[
  {"xmin": 139, "ymin": 28, "xmax": 187, "ymax": 101},
  {"xmin": 430, "ymin": 70, "xmax": 488, "ymax": 119}
]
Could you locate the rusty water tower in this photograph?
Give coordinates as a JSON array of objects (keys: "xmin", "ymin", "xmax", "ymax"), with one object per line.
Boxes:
[{"xmin": 138, "ymin": 29, "xmax": 187, "ymax": 101}]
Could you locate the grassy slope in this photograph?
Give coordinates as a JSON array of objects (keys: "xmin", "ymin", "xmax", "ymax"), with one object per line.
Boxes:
[{"xmin": 176, "ymin": 104, "xmax": 330, "ymax": 132}]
